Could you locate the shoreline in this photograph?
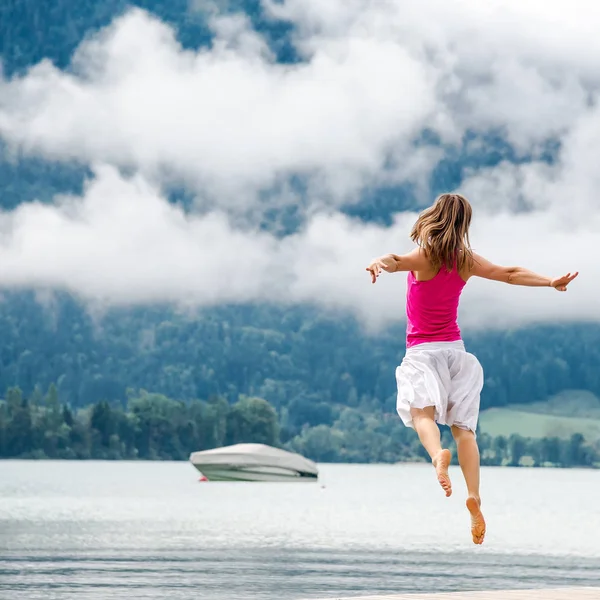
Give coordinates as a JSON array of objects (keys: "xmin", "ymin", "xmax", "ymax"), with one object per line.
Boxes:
[{"xmin": 0, "ymin": 457, "xmax": 597, "ymax": 469}]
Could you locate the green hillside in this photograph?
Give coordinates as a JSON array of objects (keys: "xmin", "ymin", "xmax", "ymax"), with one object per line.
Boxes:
[{"xmin": 479, "ymin": 391, "xmax": 600, "ymax": 443}]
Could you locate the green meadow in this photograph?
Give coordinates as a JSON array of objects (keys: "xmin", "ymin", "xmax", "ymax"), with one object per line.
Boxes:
[{"xmin": 479, "ymin": 390, "xmax": 600, "ymax": 443}]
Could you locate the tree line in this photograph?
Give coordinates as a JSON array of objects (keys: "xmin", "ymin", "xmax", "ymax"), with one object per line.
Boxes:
[
  {"xmin": 0, "ymin": 385, "xmax": 278, "ymax": 461},
  {"xmin": 1, "ymin": 384, "xmax": 598, "ymax": 468}
]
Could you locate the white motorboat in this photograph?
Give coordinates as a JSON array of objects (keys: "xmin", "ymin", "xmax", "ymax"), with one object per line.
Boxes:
[{"xmin": 189, "ymin": 443, "xmax": 319, "ymax": 482}]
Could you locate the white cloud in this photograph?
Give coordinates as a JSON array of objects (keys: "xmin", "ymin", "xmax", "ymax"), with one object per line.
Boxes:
[
  {"xmin": 0, "ymin": 1, "xmax": 598, "ymax": 329},
  {"xmin": 0, "ymin": 164, "xmax": 595, "ymax": 332},
  {"xmin": 2, "ymin": 1, "xmax": 599, "ymax": 200},
  {"xmin": 0, "ymin": 8, "xmax": 434, "ymax": 207},
  {"xmin": 0, "ymin": 166, "xmax": 277, "ymax": 304},
  {"xmin": 266, "ymin": 0, "xmax": 600, "ymax": 151}
]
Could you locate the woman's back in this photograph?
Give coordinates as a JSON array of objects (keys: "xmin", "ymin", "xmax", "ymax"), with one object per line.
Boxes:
[{"xmin": 406, "ymin": 266, "xmax": 466, "ymax": 348}]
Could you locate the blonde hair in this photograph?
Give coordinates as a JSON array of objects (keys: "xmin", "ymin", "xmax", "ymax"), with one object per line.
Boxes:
[{"xmin": 410, "ymin": 193, "xmax": 474, "ymax": 272}]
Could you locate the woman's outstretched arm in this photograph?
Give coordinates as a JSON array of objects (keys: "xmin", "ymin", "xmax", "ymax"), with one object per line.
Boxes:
[
  {"xmin": 366, "ymin": 248, "xmax": 430, "ymax": 283},
  {"xmin": 470, "ymin": 253, "xmax": 578, "ymax": 291}
]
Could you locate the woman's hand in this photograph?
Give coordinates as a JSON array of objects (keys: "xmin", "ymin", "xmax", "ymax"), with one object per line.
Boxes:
[
  {"xmin": 366, "ymin": 255, "xmax": 397, "ymax": 283},
  {"xmin": 550, "ymin": 272, "xmax": 579, "ymax": 291}
]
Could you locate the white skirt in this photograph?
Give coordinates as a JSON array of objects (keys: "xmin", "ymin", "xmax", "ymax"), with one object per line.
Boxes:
[{"xmin": 395, "ymin": 340, "xmax": 484, "ymax": 434}]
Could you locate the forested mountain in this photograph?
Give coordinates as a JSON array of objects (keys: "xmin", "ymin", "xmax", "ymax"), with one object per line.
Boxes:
[
  {"xmin": 1, "ymin": 1, "xmax": 598, "ymax": 465},
  {"xmin": 0, "ymin": 291, "xmax": 597, "ymax": 413},
  {"xmin": 1, "ymin": 290, "xmax": 598, "ymax": 465}
]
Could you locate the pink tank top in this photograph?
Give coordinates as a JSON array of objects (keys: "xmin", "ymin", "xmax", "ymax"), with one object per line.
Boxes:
[{"xmin": 405, "ymin": 266, "xmax": 466, "ymax": 348}]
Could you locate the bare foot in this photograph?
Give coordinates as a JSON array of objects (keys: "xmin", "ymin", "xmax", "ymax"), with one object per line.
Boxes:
[
  {"xmin": 432, "ymin": 449, "xmax": 452, "ymax": 497},
  {"xmin": 466, "ymin": 496, "xmax": 486, "ymax": 545}
]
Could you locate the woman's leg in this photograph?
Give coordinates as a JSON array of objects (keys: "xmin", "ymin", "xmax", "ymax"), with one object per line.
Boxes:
[
  {"xmin": 450, "ymin": 426, "xmax": 480, "ymax": 498},
  {"xmin": 451, "ymin": 426, "xmax": 486, "ymax": 544},
  {"xmin": 411, "ymin": 407, "xmax": 452, "ymax": 497}
]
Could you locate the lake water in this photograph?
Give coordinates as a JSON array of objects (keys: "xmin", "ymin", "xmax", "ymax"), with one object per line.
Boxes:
[{"xmin": 0, "ymin": 461, "xmax": 599, "ymax": 600}]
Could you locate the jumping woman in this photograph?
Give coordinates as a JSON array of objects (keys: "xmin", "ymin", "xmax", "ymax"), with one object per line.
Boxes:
[{"xmin": 366, "ymin": 193, "xmax": 578, "ymax": 545}]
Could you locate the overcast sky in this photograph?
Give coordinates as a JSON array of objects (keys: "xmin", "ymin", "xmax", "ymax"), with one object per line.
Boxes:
[{"xmin": 0, "ymin": 0, "xmax": 598, "ymax": 329}]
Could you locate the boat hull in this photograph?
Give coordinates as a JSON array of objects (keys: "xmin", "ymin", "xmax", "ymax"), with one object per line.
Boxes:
[{"xmin": 191, "ymin": 464, "xmax": 318, "ymax": 482}]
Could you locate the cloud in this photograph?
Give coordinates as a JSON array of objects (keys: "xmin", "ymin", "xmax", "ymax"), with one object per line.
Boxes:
[
  {"xmin": 3, "ymin": 2, "xmax": 599, "ymax": 185},
  {"xmin": 265, "ymin": 0, "xmax": 600, "ymax": 153},
  {"xmin": 0, "ymin": 164, "xmax": 595, "ymax": 331},
  {"xmin": 0, "ymin": 165, "xmax": 277, "ymax": 305},
  {"xmin": 0, "ymin": 8, "xmax": 435, "ymax": 208},
  {"xmin": 2, "ymin": 1, "xmax": 598, "ymax": 203},
  {"xmin": 0, "ymin": 1, "xmax": 599, "ymax": 329}
]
